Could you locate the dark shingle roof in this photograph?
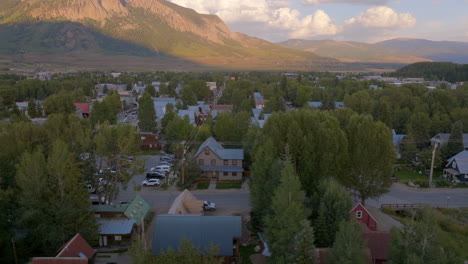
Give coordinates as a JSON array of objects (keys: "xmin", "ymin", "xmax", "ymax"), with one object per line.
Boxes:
[{"xmin": 153, "ymin": 215, "xmax": 242, "ymax": 256}]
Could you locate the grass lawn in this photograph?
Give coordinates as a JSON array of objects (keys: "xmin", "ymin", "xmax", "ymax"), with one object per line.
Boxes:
[
  {"xmin": 394, "ymin": 170, "xmax": 428, "ymax": 183},
  {"xmin": 240, "ymin": 245, "xmax": 256, "ymax": 264},
  {"xmin": 196, "ymin": 182, "xmax": 209, "ymax": 189},
  {"xmin": 216, "ymin": 182, "xmax": 242, "ymax": 189}
]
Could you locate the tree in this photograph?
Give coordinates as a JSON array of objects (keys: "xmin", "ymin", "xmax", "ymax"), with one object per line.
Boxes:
[
  {"xmin": 442, "ymin": 120, "xmax": 464, "ymax": 159},
  {"xmin": 42, "ymin": 93, "xmax": 75, "ymax": 115},
  {"xmin": 146, "ymin": 84, "xmax": 157, "ymax": 97},
  {"xmin": 180, "ymin": 87, "xmax": 197, "ymax": 108},
  {"xmin": 27, "ymin": 98, "xmax": 38, "ymax": 118},
  {"xmin": 314, "ymin": 178, "xmax": 352, "ymax": 247},
  {"xmin": 407, "ymin": 112, "xmax": 432, "ymax": 149},
  {"xmin": 138, "ymin": 92, "xmax": 157, "ymax": 133},
  {"xmin": 327, "ymin": 221, "xmax": 367, "ymax": 264},
  {"xmin": 320, "ymin": 93, "xmax": 335, "ymax": 111},
  {"xmin": 177, "ymin": 153, "xmax": 202, "ymax": 189},
  {"xmin": 295, "ymin": 85, "xmax": 312, "ymax": 106},
  {"xmin": 343, "ymin": 90, "xmax": 375, "ymax": 115},
  {"xmin": 400, "ymin": 133, "xmax": 418, "ymax": 163},
  {"xmin": 264, "ymin": 155, "xmax": 309, "ymax": 263},
  {"xmin": 94, "ymin": 124, "xmax": 145, "ymax": 204},
  {"xmin": 292, "ymin": 220, "xmax": 317, "ymax": 264},
  {"xmin": 280, "ymin": 75, "xmax": 288, "ymax": 94},
  {"xmin": 388, "ymin": 208, "xmax": 463, "ymax": 264},
  {"xmin": 345, "ymin": 115, "xmax": 394, "ymax": 205},
  {"xmin": 15, "ymin": 142, "xmax": 98, "ymax": 256}
]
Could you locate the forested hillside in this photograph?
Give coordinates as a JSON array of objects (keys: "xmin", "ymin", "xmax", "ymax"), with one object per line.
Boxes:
[{"xmin": 389, "ymin": 62, "xmax": 468, "ymax": 82}]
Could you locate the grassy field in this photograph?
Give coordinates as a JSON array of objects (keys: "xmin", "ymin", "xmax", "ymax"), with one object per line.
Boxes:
[
  {"xmin": 216, "ymin": 182, "xmax": 242, "ymax": 189},
  {"xmin": 394, "ymin": 170, "xmax": 428, "ymax": 183}
]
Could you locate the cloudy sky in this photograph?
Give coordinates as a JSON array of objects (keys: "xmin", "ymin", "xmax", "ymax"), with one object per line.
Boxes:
[{"xmin": 170, "ymin": 0, "xmax": 468, "ymax": 43}]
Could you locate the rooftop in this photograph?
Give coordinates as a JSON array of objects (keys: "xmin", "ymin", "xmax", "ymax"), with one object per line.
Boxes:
[
  {"xmin": 195, "ymin": 137, "xmax": 243, "ymax": 160},
  {"xmin": 98, "ymin": 219, "xmax": 135, "ymax": 235}
]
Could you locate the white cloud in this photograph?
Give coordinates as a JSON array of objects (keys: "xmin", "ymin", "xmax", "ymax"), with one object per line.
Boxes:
[
  {"xmin": 302, "ymin": 0, "xmax": 388, "ymax": 6},
  {"xmin": 170, "ymin": 0, "xmax": 339, "ymax": 40},
  {"xmin": 344, "ymin": 6, "xmax": 416, "ymax": 29}
]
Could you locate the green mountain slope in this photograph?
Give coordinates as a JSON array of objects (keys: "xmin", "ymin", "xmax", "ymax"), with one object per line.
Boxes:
[
  {"xmin": 377, "ymin": 38, "xmax": 468, "ymax": 64},
  {"xmin": 278, "ymin": 39, "xmax": 430, "ymax": 64},
  {"xmin": 0, "ymin": 0, "xmax": 335, "ymax": 70},
  {"xmin": 389, "ymin": 62, "xmax": 468, "ymax": 82}
]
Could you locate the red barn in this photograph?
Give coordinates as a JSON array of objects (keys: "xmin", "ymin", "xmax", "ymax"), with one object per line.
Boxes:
[{"xmin": 350, "ymin": 203, "xmax": 377, "ymax": 231}]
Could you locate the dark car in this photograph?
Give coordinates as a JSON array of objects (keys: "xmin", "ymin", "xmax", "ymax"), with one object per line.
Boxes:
[{"xmin": 146, "ymin": 171, "xmax": 166, "ymax": 179}]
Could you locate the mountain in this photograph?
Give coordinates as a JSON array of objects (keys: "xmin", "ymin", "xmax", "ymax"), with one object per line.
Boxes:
[
  {"xmin": 388, "ymin": 62, "xmax": 468, "ymax": 82},
  {"xmin": 377, "ymin": 38, "xmax": 468, "ymax": 64},
  {"xmin": 0, "ymin": 0, "xmax": 335, "ymax": 70},
  {"xmin": 278, "ymin": 39, "xmax": 430, "ymax": 64}
]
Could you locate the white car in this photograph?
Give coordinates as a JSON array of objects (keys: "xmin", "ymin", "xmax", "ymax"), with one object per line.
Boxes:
[
  {"xmin": 203, "ymin": 201, "xmax": 216, "ymax": 211},
  {"xmin": 142, "ymin": 178, "xmax": 161, "ymax": 187}
]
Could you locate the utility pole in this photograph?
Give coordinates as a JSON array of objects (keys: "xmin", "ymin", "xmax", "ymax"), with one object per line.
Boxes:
[
  {"xmin": 181, "ymin": 141, "xmax": 186, "ymax": 185},
  {"xmin": 429, "ymin": 142, "xmax": 438, "ymax": 188}
]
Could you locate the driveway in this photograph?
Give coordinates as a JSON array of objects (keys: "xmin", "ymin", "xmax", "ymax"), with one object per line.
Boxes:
[{"xmin": 367, "ymin": 183, "xmax": 468, "ymax": 208}]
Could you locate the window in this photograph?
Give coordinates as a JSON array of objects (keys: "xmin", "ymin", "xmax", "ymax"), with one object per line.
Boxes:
[
  {"xmin": 199, "ymin": 159, "xmax": 204, "ymax": 165},
  {"xmin": 232, "ymin": 172, "xmax": 237, "ymax": 177},
  {"xmin": 205, "ymin": 148, "xmax": 209, "ymax": 155},
  {"xmin": 115, "ymin": 235, "xmax": 122, "ymax": 241},
  {"xmin": 211, "ymin": 159, "xmax": 216, "ymax": 166},
  {"xmin": 223, "ymin": 172, "xmax": 228, "ymax": 176},
  {"xmin": 232, "ymin": 160, "xmax": 237, "ymax": 166},
  {"xmin": 224, "ymin": 160, "xmax": 228, "ymax": 165},
  {"xmin": 356, "ymin": 211, "xmax": 363, "ymax": 218}
]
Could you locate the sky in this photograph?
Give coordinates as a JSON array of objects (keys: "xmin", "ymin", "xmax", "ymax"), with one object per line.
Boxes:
[{"xmin": 169, "ymin": 0, "xmax": 468, "ymax": 43}]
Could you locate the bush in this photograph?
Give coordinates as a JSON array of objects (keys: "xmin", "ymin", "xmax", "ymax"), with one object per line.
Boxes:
[
  {"xmin": 435, "ymin": 179, "xmax": 451, "ymax": 187},
  {"xmin": 413, "ymin": 179, "xmax": 429, "ymax": 188}
]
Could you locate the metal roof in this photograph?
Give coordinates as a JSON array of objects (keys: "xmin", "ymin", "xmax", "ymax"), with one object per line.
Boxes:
[
  {"xmin": 98, "ymin": 219, "xmax": 135, "ymax": 235},
  {"xmin": 153, "ymin": 215, "xmax": 242, "ymax": 256},
  {"xmin": 200, "ymin": 165, "xmax": 244, "ymax": 172},
  {"xmin": 195, "ymin": 137, "xmax": 244, "ymax": 160},
  {"xmin": 253, "ymin": 92, "xmax": 264, "ymax": 100}
]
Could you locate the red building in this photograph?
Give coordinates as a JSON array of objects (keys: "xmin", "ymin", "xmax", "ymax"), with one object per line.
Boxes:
[
  {"xmin": 74, "ymin": 103, "xmax": 92, "ymax": 118},
  {"xmin": 140, "ymin": 133, "xmax": 160, "ymax": 151},
  {"xmin": 350, "ymin": 203, "xmax": 378, "ymax": 231},
  {"xmin": 32, "ymin": 233, "xmax": 96, "ymax": 264}
]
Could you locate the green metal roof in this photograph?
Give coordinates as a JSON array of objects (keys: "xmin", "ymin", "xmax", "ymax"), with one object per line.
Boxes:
[
  {"xmin": 124, "ymin": 195, "xmax": 150, "ymax": 226},
  {"xmin": 153, "ymin": 215, "xmax": 242, "ymax": 256}
]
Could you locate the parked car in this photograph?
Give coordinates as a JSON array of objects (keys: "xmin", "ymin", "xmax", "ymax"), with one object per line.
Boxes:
[
  {"xmin": 142, "ymin": 178, "xmax": 161, "ymax": 187},
  {"xmin": 154, "ymin": 165, "xmax": 170, "ymax": 172},
  {"xmin": 146, "ymin": 171, "xmax": 166, "ymax": 179},
  {"xmin": 159, "ymin": 161, "xmax": 173, "ymax": 167},
  {"xmin": 203, "ymin": 201, "xmax": 216, "ymax": 211}
]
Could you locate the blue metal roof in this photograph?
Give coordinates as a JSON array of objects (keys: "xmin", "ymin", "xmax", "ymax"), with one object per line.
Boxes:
[
  {"xmin": 195, "ymin": 137, "xmax": 243, "ymax": 160},
  {"xmin": 98, "ymin": 219, "xmax": 135, "ymax": 235},
  {"xmin": 153, "ymin": 215, "xmax": 242, "ymax": 256},
  {"xmin": 200, "ymin": 165, "xmax": 244, "ymax": 172},
  {"xmin": 253, "ymin": 92, "xmax": 264, "ymax": 100}
]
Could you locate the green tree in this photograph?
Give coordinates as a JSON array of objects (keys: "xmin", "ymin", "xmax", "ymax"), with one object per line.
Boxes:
[
  {"xmin": 295, "ymin": 85, "xmax": 312, "ymax": 106},
  {"xmin": 146, "ymin": 84, "xmax": 157, "ymax": 97},
  {"xmin": 292, "ymin": 220, "xmax": 317, "ymax": 264},
  {"xmin": 345, "ymin": 115, "xmax": 394, "ymax": 204},
  {"xmin": 265, "ymin": 156, "xmax": 309, "ymax": 263},
  {"xmin": 388, "ymin": 208, "xmax": 463, "ymax": 264},
  {"xmin": 314, "ymin": 178, "xmax": 352, "ymax": 247},
  {"xmin": 400, "ymin": 133, "xmax": 418, "ymax": 163},
  {"xmin": 27, "ymin": 98, "xmax": 38, "ymax": 118},
  {"xmin": 177, "ymin": 153, "xmax": 202, "ymax": 189},
  {"xmin": 442, "ymin": 120, "xmax": 464, "ymax": 159},
  {"xmin": 42, "ymin": 93, "xmax": 75, "ymax": 115},
  {"xmin": 407, "ymin": 112, "xmax": 432, "ymax": 149},
  {"xmin": 180, "ymin": 87, "xmax": 197, "ymax": 108},
  {"xmin": 343, "ymin": 90, "xmax": 375, "ymax": 115},
  {"xmin": 138, "ymin": 92, "xmax": 157, "ymax": 133},
  {"xmin": 327, "ymin": 221, "xmax": 367, "ymax": 264}
]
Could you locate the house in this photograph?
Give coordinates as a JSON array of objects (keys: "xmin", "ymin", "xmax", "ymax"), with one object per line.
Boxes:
[
  {"xmin": 74, "ymin": 103, "xmax": 92, "ymax": 118},
  {"xmin": 206, "ymin": 82, "xmax": 217, "ymax": 91},
  {"xmin": 97, "ymin": 219, "xmax": 136, "ymax": 246},
  {"xmin": 431, "ymin": 133, "xmax": 468, "ymax": 150},
  {"xmin": 153, "ymin": 97, "xmax": 176, "ymax": 119},
  {"xmin": 15, "ymin": 102, "xmax": 28, "ymax": 114},
  {"xmin": 350, "ymin": 203, "xmax": 402, "ymax": 264},
  {"xmin": 253, "ymin": 92, "xmax": 267, "ymax": 109},
  {"xmin": 195, "ymin": 137, "xmax": 244, "ymax": 181},
  {"xmin": 90, "ymin": 204, "xmax": 129, "ymax": 219},
  {"xmin": 307, "ymin": 101, "xmax": 344, "ymax": 109},
  {"xmin": 251, "ymin": 108, "xmax": 271, "ymax": 129},
  {"xmin": 443, "ymin": 150, "xmax": 468, "ymax": 184},
  {"xmin": 139, "ymin": 133, "xmax": 161, "ymax": 151},
  {"xmin": 167, "ymin": 189, "xmax": 204, "ymax": 215},
  {"xmin": 153, "ymin": 215, "xmax": 242, "ymax": 263},
  {"xmin": 210, "ymin": 104, "xmax": 233, "ymax": 119},
  {"xmin": 31, "ymin": 233, "xmax": 96, "ymax": 264}
]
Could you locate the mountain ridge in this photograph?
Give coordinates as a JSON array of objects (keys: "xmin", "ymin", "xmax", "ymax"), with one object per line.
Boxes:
[{"xmin": 0, "ymin": 0, "xmax": 336, "ymax": 70}]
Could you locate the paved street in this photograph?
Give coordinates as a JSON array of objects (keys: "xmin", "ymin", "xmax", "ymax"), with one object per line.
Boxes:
[{"xmin": 367, "ymin": 183, "xmax": 468, "ymax": 208}]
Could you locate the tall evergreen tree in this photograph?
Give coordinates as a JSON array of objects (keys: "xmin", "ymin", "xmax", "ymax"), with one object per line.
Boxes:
[
  {"xmin": 265, "ymin": 155, "xmax": 309, "ymax": 263},
  {"xmin": 314, "ymin": 178, "xmax": 352, "ymax": 247},
  {"xmin": 345, "ymin": 115, "xmax": 394, "ymax": 204},
  {"xmin": 27, "ymin": 98, "xmax": 37, "ymax": 118},
  {"xmin": 138, "ymin": 92, "xmax": 157, "ymax": 133},
  {"xmin": 327, "ymin": 221, "xmax": 367, "ymax": 264},
  {"xmin": 292, "ymin": 220, "xmax": 317, "ymax": 264},
  {"xmin": 146, "ymin": 84, "xmax": 157, "ymax": 97}
]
